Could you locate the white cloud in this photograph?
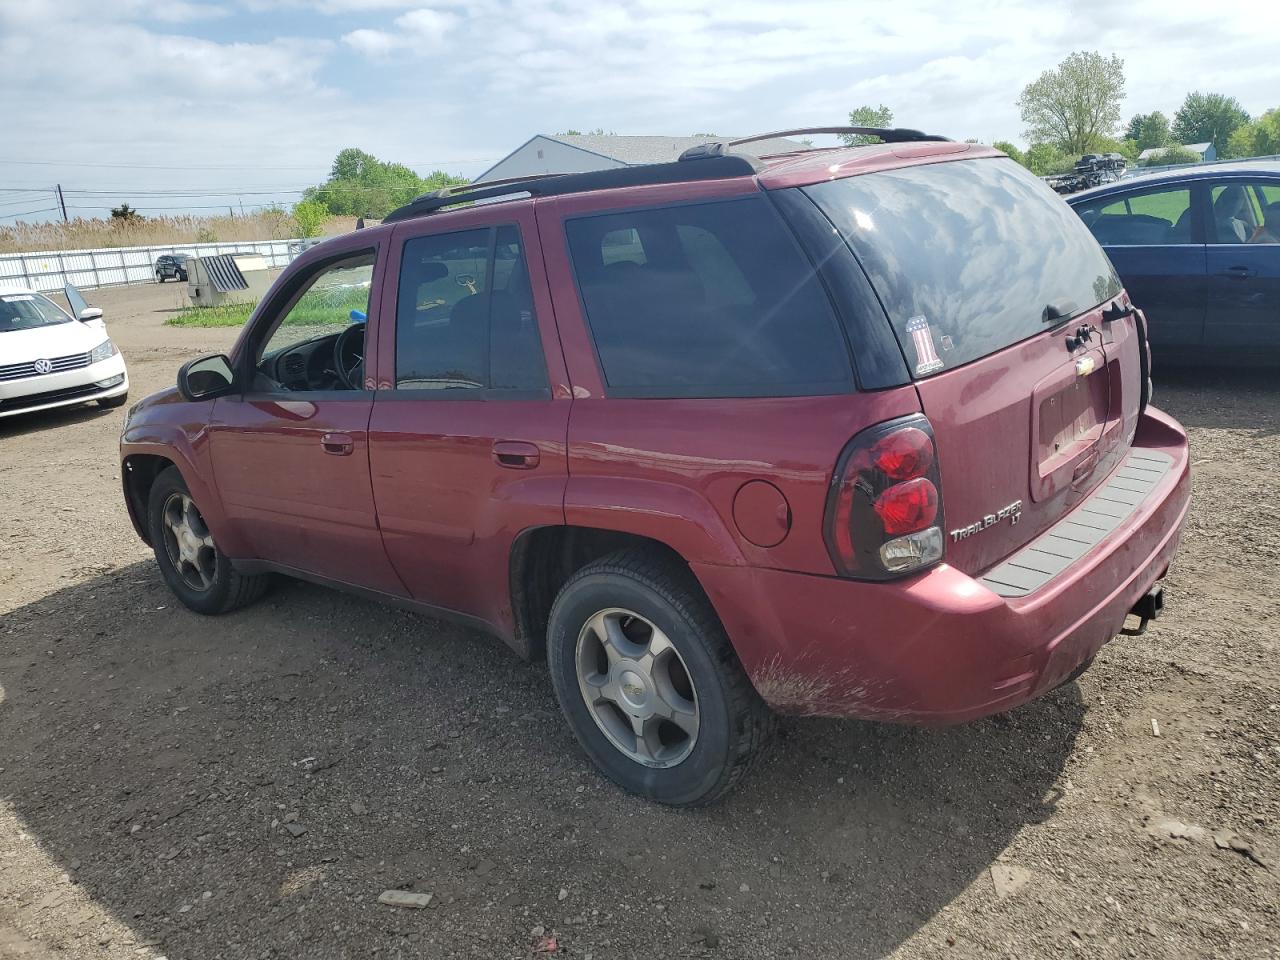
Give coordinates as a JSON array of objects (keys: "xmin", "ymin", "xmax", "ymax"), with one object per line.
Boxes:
[{"xmin": 341, "ymin": 7, "xmax": 459, "ymax": 55}]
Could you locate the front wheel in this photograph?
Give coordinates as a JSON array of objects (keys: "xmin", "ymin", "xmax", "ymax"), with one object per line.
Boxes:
[
  {"xmin": 146, "ymin": 466, "xmax": 272, "ymax": 615},
  {"xmin": 547, "ymin": 549, "xmax": 772, "ymax": 806},
  {"xmin": 156, "ymin": 272, "xmax": 165, "ymax": 283}
]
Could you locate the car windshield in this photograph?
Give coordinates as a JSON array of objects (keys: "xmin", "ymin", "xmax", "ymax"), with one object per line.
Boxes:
[{"xmin": 0, "ymin": 292, "xmax": 73, "ymax": 332}]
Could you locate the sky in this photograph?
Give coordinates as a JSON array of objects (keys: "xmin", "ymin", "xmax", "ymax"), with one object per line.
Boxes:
[{"xmin": 2, "ymin": 0, "xmax": 1278, "ymax": 225}]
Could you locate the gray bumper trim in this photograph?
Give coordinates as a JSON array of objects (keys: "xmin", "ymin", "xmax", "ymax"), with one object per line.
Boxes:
[{"xmin": 980, "ymin": 449, "xmax": 1175, "ymax": 599}]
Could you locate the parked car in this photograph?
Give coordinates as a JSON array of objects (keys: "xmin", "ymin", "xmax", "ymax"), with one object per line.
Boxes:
[
  {"xmin": 119, "ymin": 131, "xmax": 1190, "ymax": 805},
  {"xmin": 1, "ymin": 283, "xmax": 128, "ymax": 419},
  {"xmin": 1067, "ymin": 161, "xmax": 1280, "ymax": 361},
  {"xmin": 155, "ymin": 255, "xmax": 188, "ymax": 283}
]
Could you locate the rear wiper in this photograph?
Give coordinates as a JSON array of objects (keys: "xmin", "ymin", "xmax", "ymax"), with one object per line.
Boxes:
[{"xmin": 1041, "ymin": 302, "xmax": 1076, "ymax": 325}]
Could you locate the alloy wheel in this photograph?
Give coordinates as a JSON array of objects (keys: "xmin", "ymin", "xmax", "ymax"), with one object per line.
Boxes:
[
  {"xmin": 161, "ymin": 492, "xmax": 217, "ymax": 591},
  {"xmin": 575, "ymin": 608, "xmax": 700, "ymax": 768}
]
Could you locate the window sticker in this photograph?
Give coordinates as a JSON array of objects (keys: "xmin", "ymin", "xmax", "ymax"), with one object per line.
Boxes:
[
  {"xmin": 906, "ymin": 315, "xmax": 944, "ymax": 375},
  {"xmin": 1, "ymin": 294, "xmax": 35, "ymax": 302}
]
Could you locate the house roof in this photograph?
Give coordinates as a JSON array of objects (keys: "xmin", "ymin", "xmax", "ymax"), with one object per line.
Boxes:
[
  {"xmin": 1137, "ymin": 142, "xmax": 1214, "ymax": 161},
  {"xmin": 545, "ymin": 133, "xmax": 809, "ymax": 165}
]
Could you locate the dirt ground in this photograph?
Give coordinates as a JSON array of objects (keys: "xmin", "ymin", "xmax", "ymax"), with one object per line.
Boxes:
[{"xmin": 1, "ymin": 283, "xmax": 1277, "ymax": 960}]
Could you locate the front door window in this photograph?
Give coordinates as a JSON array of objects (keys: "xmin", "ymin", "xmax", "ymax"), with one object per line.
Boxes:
[{"xmin": 255, "ymin": 253, "xmax": 375, "ymax": 392}]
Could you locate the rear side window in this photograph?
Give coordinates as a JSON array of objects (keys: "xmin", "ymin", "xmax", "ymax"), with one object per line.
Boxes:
[
  {"xmin": 395, "ymin": 225, "xmax": 548, "ymax": 394},
  {"xmin": 1074, "ymin": 186, "xmax": 1194, "ymax": 245},
  {"xmin": 565, "ymin": 197, "xmax": 854, "ymax": 398},
  {"xmin": 804, "ymin": 158, "xmax": 1122, "ymax": 378}
]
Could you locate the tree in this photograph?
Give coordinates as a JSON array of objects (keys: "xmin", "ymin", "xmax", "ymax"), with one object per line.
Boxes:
[
  {"xmin": 993, "ymin": 140, "xmax": 1025, "ymax": 165},
  {"xmin": 292, "ymin": 200, "xmax": 328, "ymax": 238},
  {"xmin": 110, "ymin": 203, "xmax": 141, "ymax": 222},
  {"xmin": 1225, "ymin": 107, "xmax": 1280, "ymax": 159},
  {"xmin": 1018, "ymin": 51, "xmax": 1125, "ymax": 157},
  {"xmin": 1172, "ymin": 92, "xmax": 1250, "ymax": 150},
  {"xmin": 1024, "ymin": 143, "xmax": 1075, "ymax": 176},
  {"xmin": 1124, "ymin": 111, "xmax": 1172, "ymax": 151},
  {"xmin": 1139, "ymin": 144, "xmax": 1200, "ymax": 167},
  {"xmin": 303, "ymin": 148, "xmax": 469, "ymax": 220},
  {"xmin": 841, "ymin": 105, "xmax": 894, "ymax": 145}
]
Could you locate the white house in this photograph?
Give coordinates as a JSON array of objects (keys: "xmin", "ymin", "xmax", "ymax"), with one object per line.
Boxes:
[{"xmin": 475, "ymin": 134, "xmax": 809, "ymax": 183}]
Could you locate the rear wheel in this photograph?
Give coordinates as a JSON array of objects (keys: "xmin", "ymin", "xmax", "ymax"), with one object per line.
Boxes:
[
  {"xmin": 547, "ymin": 549, "xmax": 772, "ymax": 806},
  {"xmin": 147, "ymin": 466, "xmax": 271, "ymax": 615}
]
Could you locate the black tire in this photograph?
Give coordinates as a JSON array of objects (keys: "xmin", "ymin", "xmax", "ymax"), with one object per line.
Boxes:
[
  {"xmin": 177, "ymin": 270, "xmax": 187, "ymax": 282},
  {"xmin": 147, "ymin": 466, "xmax": 272, "ymax": 615},
  {"xmin": 98, "ymin": 391, "xmax": 128, "ymax": 409},
  {"xmin": 547, "ymin": 549, "xmax": 773, "ymax": 806},
  {"xmin": 157, "ymin": 273, "xmax": 165, "ymax": 283}
]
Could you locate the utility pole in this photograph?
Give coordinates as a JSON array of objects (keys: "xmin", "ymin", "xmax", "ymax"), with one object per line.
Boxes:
[{"xmin": 55, "ymin": 184, "xmax": 68, "ymax": 222}]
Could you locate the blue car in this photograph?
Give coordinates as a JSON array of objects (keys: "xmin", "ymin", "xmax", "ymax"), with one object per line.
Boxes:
[{"xmin": 1067, "ymin": 161, "xmax": 1280, "ymax": 360}]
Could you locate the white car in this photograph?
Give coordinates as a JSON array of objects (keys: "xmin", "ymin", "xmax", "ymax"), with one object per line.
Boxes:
[{"xmin": 0, "ymin": 283, "xmax": 129, "ymax": 419}]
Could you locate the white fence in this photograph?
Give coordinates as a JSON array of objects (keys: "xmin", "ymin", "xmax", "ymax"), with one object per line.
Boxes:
[{"xmin": 0, "ymin": 239, "xmax": 304, "ymax": 293}]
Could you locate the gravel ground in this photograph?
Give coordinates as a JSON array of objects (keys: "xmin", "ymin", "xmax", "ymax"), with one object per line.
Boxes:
[{"xmin": 1, "ymin": 284, "xmax": 1277, "ymax": 960}]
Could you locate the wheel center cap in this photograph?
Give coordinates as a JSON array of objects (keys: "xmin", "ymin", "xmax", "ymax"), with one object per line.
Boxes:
[{"xmin": 618, "ymin": 669, "xmax": 649, "ymax": 709}]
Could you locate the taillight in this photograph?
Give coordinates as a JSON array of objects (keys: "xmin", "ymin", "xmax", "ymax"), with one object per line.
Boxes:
[{"xmin": 823, "ymin": 415, "xmax": 945, "ymax": 580}]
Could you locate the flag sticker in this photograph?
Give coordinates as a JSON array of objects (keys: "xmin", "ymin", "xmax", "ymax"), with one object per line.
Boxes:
[{"xmin": 906, "ymin": 315, "xmax": 944, "ymax": 375}]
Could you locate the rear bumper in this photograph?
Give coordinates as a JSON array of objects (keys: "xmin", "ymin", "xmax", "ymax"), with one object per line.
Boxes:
[{"xmin": 695, "ymin": 406, "xmax": 1190, "ymax": 724}]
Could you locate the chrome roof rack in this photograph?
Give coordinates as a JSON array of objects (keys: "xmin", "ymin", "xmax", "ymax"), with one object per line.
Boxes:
[{"xmin": 677, "ymin": 126, "xmax": 950, "ymax": 163}]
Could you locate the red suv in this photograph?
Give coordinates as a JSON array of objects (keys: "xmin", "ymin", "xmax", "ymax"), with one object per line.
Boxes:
[{"xmin": 120, "ymin": 129, "xmax": 1190, "ymax": 805}]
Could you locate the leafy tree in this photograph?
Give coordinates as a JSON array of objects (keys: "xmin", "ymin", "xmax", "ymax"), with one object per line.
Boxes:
[
  {"xmin": 1224, "ymin": 107, "xmax": 1280, "ymax": 159},
  {"xmin": 1139, "ymin": 144, "xmax": 1201, "ymax": 167},
  {"xmin": 1124, "ymin": 111, "xmax": 1172, "ymax": 150},
  {"xmin": 110, "ymin": 203, "xmax": 141, "ymax": 222},
  {"xmin": 841, "ymin": 105, "xmax": 894, "ymax": 145},
  {"xmin": 556, "ymin": 129, "xmax": 583, "ymax": 136},
  {"xmin": 1018, "ymin": 51, "xmax": 1125, "ymax": 157},
  {"xmin": 1024, "ymin": 142, "xmax": 1075, "ymax": 176},
  {"xmin": 304, "ymin": 148, "xmax": 468, "ymax": 220},
  {"xmin": 1172, "ymin": 92, "xmax": 1250, "ymax": 150},
  {"xmin": 292, "ymin": 199, "xmax": 328, "ymax": 238},
  {"xmin": 993, "ymin": 140, "xmax": 1026, "ymax": 166}
]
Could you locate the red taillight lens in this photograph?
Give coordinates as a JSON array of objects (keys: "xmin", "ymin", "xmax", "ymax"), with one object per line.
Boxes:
[
  {"xmin": 874, "ymin": 477, "xmax": 938, "ymax": 535},
  {"xmin": 823, "ymin": 415, "xmax": 946, "ymax": 580},
  {"xmin": 871, "ymin": 427, "xmax": 934, "ymax": 481}
]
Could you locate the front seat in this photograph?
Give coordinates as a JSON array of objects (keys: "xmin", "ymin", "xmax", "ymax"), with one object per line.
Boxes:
[{"xmin": 1213, "ymin": 186, "xmax": 1251, "ymax": 243}]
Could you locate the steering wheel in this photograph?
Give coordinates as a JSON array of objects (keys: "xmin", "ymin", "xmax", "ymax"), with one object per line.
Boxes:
[{"xmin": 333, "ymin": 323, "xmax": 365, "ymax": 390}]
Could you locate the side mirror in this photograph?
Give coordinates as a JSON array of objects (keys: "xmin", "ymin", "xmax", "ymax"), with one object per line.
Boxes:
[
  {"xmin": 177, "ymin": 354, "xmax": 236, "ymax": 401},
  {"xmin": 78, "ymin": 307, "xmax": 104, "ymax": 323}
]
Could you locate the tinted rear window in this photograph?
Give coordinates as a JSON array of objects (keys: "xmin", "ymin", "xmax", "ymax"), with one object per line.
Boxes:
[
  {"xmin": 565, "ymin": 197, "xmax": 854, "ymax": 398},
  {"xmin": 804, "ymin": 158, "xmax": 1121, "ymax": 377}
]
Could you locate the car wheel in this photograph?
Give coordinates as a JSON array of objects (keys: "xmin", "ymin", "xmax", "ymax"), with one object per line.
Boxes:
[
  {"xmin": 147, "ymin": 466, "xmax": 272, "ymax": 615},
  {"xmin": 98, "ymin": 391, "xmax": 128, "ymax": 409},
  {"xmin": 156, "ymin": 272, "xmax": 165, "ymax": 282},
  {"xmin": 177, "ymin": 270, "xmax": 187, "ymax": 282},
  {"xmin": 547, "ymin": 548, "xmax": 773, "ymax": 806}
]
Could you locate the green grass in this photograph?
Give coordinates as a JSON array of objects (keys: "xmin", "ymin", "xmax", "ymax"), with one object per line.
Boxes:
[{"xmin": 166, "ymin": 285, "xmax": 369, "ymax": 329}]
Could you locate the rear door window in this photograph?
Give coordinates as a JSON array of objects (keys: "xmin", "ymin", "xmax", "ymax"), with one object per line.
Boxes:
[
  {"xmin": 394, "ymin": 225, "xmax": 548, "ymax": 394},
  {"xmin": 564, "ymin": 197, "xmax": 854, "ymax": 398},
  {"xmin": 803, "ymin": 158, "xmax": 1122, "ymax": 377},
  {"xmin": 1075, "ymin": 187, "xmax": 1195, "ymax": 245}
]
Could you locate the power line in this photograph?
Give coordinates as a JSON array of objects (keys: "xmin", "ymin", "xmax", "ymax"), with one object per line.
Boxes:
[
  {"xmin": 1, "ymin": 206, "xmax": 60, "ymax": 219},
  {"xmin": 0, "ymin": 156, "xmax": 500, "ymax": 170}
]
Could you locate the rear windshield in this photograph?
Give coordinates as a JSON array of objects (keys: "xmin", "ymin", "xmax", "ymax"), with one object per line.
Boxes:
[
  {"xmin": 803, "ymin": 158, "xmax": 1122, "ymax": 377},
  {"xmin": 564, "ymin": 196, "xmax": 854, "ymax": 398}
]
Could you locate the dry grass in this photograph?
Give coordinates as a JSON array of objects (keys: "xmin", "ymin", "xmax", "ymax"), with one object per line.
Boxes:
[{"xmin": 0, "ymin": 212, "xmax": 357, "ymax": 254}]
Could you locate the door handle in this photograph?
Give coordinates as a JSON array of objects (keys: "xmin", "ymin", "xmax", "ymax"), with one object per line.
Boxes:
[
  {"xmin": 492, "ymin": 440, "xmax": 540, "ymax": 469},
  {"xmin": 1221, "ymin": 265, "xmax": 1255, "ymax": 279},
  {"xmin": 321, "ymin": 432, "xmax": 355, "ymax": 456}
]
